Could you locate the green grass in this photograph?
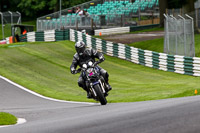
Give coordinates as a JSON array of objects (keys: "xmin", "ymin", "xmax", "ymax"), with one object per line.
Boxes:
[
  {"xmin": 129, "ymin": 37, "xmax": 164, "ymax": 52},
  {"xmin": 0, "ymin": 112, "xmax": 17, "ymax": 125},
  {"xmin": 0, "ymin": 41, "xmax": 199, "ymax": 103},
  {"xmin": 0, "ymin": 24, "xmax": 11, "ymax": 40},
  {"xmin": 129, "ymin": 27, "xmax": 164, "ymax": 34},
  {"xmin": 128, "ymin": 34, "xmax": 200, "ymax": 57}
]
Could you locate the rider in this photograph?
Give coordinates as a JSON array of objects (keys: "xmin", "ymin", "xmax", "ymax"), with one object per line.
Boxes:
[{"xmin": 70, "ymin": 41, "xmax": 112, "ymax": 98}]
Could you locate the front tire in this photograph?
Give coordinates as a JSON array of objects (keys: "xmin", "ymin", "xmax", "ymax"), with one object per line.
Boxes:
[{"xmin": 93, "ymin": 84, "xmax": 107, "ymax": 105}]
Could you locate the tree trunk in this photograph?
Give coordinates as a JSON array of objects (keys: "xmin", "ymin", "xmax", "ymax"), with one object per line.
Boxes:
[
  {"xmin": 159, "ymin": 0, "xmax": 168, "ymax": 27},
  {"xmin": 54, "ymin": 2, "xmax": 59, "ymax": 12}
]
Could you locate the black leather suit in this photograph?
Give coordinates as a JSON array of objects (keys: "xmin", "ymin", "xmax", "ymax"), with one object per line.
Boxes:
[{"xmin": 70, "ymin": 48, "xmax": 109, "ymax": 92}]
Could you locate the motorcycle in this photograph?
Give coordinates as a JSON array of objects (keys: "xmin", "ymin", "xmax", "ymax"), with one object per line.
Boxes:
[{"xmin": 75, "ymin": 61, "xmax": 109, "ymax": 105}]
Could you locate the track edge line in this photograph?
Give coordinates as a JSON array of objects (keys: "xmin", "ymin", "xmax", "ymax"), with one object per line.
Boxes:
[{"xmin": 0, "ymin": 75, "xmax": 97, "ymax": 105}]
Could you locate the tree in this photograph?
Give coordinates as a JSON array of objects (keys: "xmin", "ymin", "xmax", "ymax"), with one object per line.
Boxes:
[
  {"xmin": 0, "ymin": 0, "xmax": 21, "ymax": 12},
  {"xmin": 18, "ymin": 0, "xmax": 49, "ymax": 18},
  {"xmin": 159, "ymin": 0, "xmax": 197, "ymax": 27},
  {"xmin": 17, "ymin": 0, "xmax": 91, "ymax": 19},
  {"xmin": 182, "ymin": 0, "xmax": 197, "ymax": 13},
  {"xmin": 159, "ymin": 0, "xmax": 168, "ymax": 27}
]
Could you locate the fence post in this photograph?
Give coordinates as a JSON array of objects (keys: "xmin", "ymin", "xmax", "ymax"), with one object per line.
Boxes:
[
  {"xmin": 16, "ymin": 11, "xmax": 21, "ymax": 24},
  {"xmin": 178, "ymin": 15, "xmax": 186, "ymax": 56},
  {"xmin": 91, "ymin": 18, "xmax": 94, "ymax": 30},
  {"xmin": 195, "ymin": 9, "xmax": 198, "ymax": 28},
  {"xmin": 152, "ymin": 11, "xmax": 154, "ymax": 24},
  {"xmin": 8, "ymin": 11, "xmax": 13, "ymax": 26},
  {"xmin": 186, "ymin": 14, "xmax": 195, "ymax": 57},
  {"xmin": 0, "ymin": 12, "xmax": 4, "ymax": 40},
  {"xmin": 164, "ymin": 14, "xmax": 169, "ymax": 54},
  {"xmin": 121, "ymin": 15, "xmax": 124, "ymax": 27},
  {"xmin": 76, "ymin": 17, "xmax": 78, "ymax": 30},
  {"xmin": 170, "ymin": 15, "xmax": 178, "ymax": 55}
]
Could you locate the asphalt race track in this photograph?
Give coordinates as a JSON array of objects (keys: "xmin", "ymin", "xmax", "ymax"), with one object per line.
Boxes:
[{"xmin": 1, "ymin": 77, "xmax": 200, "ymax": 133}]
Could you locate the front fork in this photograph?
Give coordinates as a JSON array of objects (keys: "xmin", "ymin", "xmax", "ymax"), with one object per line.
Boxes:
[
  {"xmin": 89, "ymin": 79, "xmax": 106, "ymax": 98},
  {"xmin": 99, "ymin": 80, "xmax": 106, "ymax": 93}
]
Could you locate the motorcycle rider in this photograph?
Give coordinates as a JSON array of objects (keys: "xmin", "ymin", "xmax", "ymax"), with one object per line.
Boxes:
[{"xmin": 70, "ymin": 41, "xmax": 112, "ymax": 98}]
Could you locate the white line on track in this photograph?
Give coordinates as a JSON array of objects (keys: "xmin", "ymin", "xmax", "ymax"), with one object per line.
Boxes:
[{"xmin": 0, "ymin": 75, "xmax": 97, "ymax": 105}]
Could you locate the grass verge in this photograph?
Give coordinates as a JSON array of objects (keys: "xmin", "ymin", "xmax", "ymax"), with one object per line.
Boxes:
[
  {"xmin": 128, "ymin": 27, "xmax": 164, "ymax": 34},
  {"xmin": 0, "ymin": 41, "xmax": 199, "ymax": 103},
  {"xmin": 0, "ymin": 112, "xmax": 17, "ymax": 125}
]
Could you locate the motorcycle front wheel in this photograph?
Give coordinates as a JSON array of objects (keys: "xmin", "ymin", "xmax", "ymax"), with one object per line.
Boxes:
[{"xmin": 93, "ymin": 84, "xmax": 107, "ymax": 105}]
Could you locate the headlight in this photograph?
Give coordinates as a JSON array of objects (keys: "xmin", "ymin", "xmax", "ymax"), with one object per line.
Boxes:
[
  {"xmin": 88, "ymin": 61, "xmax": 93, "ymax": 66},
  {"xmin": 83, "ymin": 64, "xmax": 87, "ymax": 69}
]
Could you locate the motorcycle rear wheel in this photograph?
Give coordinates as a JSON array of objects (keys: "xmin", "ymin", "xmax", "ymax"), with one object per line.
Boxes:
[{"xmin": 93, "ymin": 84, "xmax": 107, "ymax": 105}]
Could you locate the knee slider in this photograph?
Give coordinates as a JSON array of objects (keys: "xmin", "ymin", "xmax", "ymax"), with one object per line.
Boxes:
[{"xmin": 78, "ymin": 78, "xmax": 84, "ymax": 88}]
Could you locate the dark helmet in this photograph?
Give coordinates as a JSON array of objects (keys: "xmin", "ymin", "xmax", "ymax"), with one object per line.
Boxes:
[{"xmin": 75, "ymin": 41, "xmax": 86, "ymax": 56}]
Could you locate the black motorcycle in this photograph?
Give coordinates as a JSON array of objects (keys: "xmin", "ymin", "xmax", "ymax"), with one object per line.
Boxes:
[{"xmin": 75, "ymin": 61, "xmax": 109, "ymax": 105}]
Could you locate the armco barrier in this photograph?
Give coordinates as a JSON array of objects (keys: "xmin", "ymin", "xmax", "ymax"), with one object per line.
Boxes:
[
  {"xmin": 19, "ymin": 34, "xmax": 27, "ymax": 42},
  {"xmin": 94, "ymin": 24, "xmax": 159, "ymax": 36},
  {"xmin": 19, "ymin": 29, "xmax": 70, "ymax": 43},
  {"xmin": 70, "ymin": 29, "xmax": 200, "ymax": 77},
  {"xmin": 95, "ymin": 27, "xmax": 130, "ymax": 36},
  {"xmin": 19, "ymin": 29, "xmax": 200, "ymax": 77}
]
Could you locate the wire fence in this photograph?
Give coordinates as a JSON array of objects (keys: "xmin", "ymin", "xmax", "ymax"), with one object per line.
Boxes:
[
  {"xmin": 0, "ymin": 11, "xmax": 21, "ymax": 40},
  {"xmin": 164, "ymin": 14, "xmax": 195, "ymax": 57}
]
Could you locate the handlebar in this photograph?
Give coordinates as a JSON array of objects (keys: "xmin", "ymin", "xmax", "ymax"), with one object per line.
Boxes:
[
  {"xmin": 74, "ymin": 68, "xmax": 82, "ymax": 74},
  {"xmin": 74, "ymin": 61, "xmax": 100, "ymax": 74}
]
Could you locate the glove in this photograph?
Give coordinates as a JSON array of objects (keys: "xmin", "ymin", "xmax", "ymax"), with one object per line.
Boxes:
[
  {"xmin": 71, "ymin": 70, "xmax": 76, "ymax": 74},
  {"xmin": 71, "ymin": 67, "xmax": 76, "ymax": 74}
]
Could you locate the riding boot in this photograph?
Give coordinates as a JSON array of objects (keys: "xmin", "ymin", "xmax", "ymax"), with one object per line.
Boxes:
[
  {"xmin": 106, "ymin": 83, "xmax": 112, "ymax": 91},
  {"xmin": 104, "ymin": 78, "xmax": 112, "ymax": 91},
  {"xmin": 104, "ymin": 75, "xmax": 112, "ymax": 91},
  {"xmin": 83, "ymin": 87, "xmax": 92, "ymax": 99},
  {"xmin": 87, "ymin": 91, "xmax": 92, "ymax": 99}
]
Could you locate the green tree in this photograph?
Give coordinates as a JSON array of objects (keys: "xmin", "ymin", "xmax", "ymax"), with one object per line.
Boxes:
[
  {"xmin": 168, "ymin": 0, "xmax": 197, "ymax": 12},
  {"xmin": 159, "ymin": 0, "xmax": 168, "ymax": 26},
  {"xmin": 18, "ymin": 0, "xmax": 47, "ymax": 18},
  {"xmin": 159, "ymin": 0, "xmax": 197, "ymax": 27},
  {"xmin": 17, "ymin": 0, "xmax": 91, "ymax": 19},
  {"xmin": 0, "ymin": 0, "xmax": 21, "ymax": 12}
]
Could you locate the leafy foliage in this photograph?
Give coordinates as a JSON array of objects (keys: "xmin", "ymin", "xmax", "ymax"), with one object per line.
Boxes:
[
  {"xmin": 1, "ymin": 0, "xmax": 91, "ymax": 19},
  {"xmin": 167, "ymin": 0, "xmax": 197, "ymax": 9},
  {"xmin": 17, "ymin": 0, "xmax": 91, "ymax": 18}
]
